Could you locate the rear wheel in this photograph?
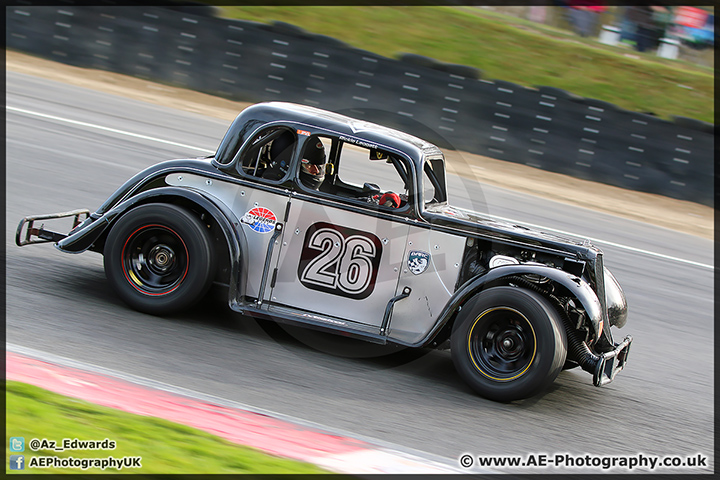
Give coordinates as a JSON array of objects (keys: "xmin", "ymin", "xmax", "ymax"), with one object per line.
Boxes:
[
  {"xmin": 451, "ymin": 286, "xmax": 567, "ymax": 402},
  {"xmin": 103, "ymin": 203, "xmax": 215, "ymax": 315}
]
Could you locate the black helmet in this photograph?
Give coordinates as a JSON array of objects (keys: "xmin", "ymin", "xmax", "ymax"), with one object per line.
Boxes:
[{"xmin": 300, "ymin": 139, "xmax": 326, "ymax": 190}]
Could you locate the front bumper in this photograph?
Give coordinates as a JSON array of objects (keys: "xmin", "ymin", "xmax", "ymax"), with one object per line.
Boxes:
[{"xmin": 593, "ymin": 335, "xmax": 632, "ymax": 386}]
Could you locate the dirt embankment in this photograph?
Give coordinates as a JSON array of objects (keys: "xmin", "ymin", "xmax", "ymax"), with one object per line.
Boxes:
[{"xmin": 6, "ymin": 50, "xmax": 713, "ymax": 240}]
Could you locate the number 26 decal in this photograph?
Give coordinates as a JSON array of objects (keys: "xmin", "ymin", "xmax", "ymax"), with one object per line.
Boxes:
[{"xmin": 298, "ymin": 222, "xmax": 382, "ymax": 300}]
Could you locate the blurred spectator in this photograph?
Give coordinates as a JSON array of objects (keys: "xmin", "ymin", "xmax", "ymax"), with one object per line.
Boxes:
[
  {"xmin": 682, "ymin": 13, "xmax": 714, "ymax": 49},
  {"xmin": 625, "ymin": 6, "xmax": 671, "ymax": 52},
  {"xmin": 568, "ymin": 1, "xmax": 606, "ymax": 37},
  {"xmin": 671, "ymin": 7, "xmax": 714, "ymax": 50},
  {"xmin": 618, "ymin": 6, "xmax": 638, "ymax": 44}
]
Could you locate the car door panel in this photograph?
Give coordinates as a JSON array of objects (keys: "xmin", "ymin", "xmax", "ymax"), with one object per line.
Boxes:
[
  {"xmin": 271, "ymin": 199, "xmax": 409, "ymax": 327},
  {"xmin": 386, "ymin": 226, "xmax": 465, "ymax": 344}
]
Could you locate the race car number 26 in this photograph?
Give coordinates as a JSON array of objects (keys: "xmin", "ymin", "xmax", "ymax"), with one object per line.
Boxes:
[{"xmin": 298, "ymin": 222, "xmax": 382, "ymax": 300}]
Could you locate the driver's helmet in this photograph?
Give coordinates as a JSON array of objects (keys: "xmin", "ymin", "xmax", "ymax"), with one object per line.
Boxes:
[{"xmin": 300, "ymin": 139, "xmax": 326, "ymax": 190}]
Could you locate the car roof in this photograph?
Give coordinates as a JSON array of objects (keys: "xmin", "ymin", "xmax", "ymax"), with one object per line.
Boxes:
[{"xmin": 215, "ymin": 102, "xmax": 443, "ymax": 166}]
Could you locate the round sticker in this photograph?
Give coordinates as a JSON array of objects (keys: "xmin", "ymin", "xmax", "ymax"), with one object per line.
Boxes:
[{"xmin": 240, "ymin": 207, "xmax": 277, "ymax": 234}]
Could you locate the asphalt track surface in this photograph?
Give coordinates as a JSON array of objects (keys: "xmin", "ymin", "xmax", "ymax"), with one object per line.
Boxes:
[{"xmin": 6, "ymin": 71, "xmax": 714, "ymax": 474}]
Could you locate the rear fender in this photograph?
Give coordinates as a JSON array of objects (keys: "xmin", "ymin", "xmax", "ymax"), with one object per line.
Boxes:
[
  {"xmin": 57, "ymin": 186, "xmax": 249, "ymax": 307},
  {"xmin": 419, "ymin": 264, "xmax": 603, "ymax": 348}
]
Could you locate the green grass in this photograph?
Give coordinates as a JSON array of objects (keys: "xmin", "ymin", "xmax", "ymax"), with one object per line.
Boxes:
[
  {"xmin": 219, "ymin": 6, "xmax": 714, "ymax": 123},
  {"xmin": 6, "ymin": 381, "xmax": 329, "ymax": 474}
]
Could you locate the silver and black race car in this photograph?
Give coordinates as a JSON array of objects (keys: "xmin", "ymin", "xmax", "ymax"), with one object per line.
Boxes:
[{"xmin": 16, "ymin": 102, "xmax": 632, "ymax": 402}]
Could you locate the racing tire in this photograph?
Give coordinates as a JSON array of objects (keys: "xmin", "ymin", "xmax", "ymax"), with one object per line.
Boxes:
[
  {"xmin": 103, "ymin": 203, "xmax": 215, "ymax": 315},
  {"xmin": 451, "ymin": 286, "xmax": 567, "ymax": 402}
]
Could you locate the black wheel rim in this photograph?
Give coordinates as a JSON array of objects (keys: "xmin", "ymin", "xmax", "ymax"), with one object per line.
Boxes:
[
  {"xmin": 467, "ymin": 307, "xmax": 536, "ymax": 381},
  {"xmin": 121, "ymin": 224, "xmax": 189, "ymax": 295}
]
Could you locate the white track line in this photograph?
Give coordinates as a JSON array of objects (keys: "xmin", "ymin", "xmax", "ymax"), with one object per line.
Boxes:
[
  {"xmin": 7, "ymin": 105, "xmax": 213, "ymax": 154},
  {"xmin": 7, "ymin": 105, "xmax": 713, "ymax": 271}
]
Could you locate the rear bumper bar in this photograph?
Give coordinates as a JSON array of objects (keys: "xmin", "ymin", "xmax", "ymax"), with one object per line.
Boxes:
[{"xmin": 16, "ymin": 210, "xmax": 90, "ymax": 246}]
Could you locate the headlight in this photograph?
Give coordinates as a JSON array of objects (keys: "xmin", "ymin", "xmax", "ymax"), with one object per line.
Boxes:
[{"xmin": 604, "ymin": 267, "xmax": 628, "ymax": 328}]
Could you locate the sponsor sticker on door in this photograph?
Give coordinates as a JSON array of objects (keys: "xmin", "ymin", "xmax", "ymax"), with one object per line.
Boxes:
[
  {"xmin": 240, "ymin": 207, "xmax": 277, "ymax": 234},
  {"xmin": 408, "ymin": 250, "xmax": 430, "ymax": 275}
]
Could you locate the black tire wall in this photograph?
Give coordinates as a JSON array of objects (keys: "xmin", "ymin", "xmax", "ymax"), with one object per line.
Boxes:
[{"xmin": 7, "ymin": 5, "xmax": 713, "ymax": 206}]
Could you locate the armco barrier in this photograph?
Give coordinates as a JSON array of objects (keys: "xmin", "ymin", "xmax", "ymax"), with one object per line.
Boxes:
[{"xmin": 6, "ymin": 5, "xmax": 714, "ymax": 206}]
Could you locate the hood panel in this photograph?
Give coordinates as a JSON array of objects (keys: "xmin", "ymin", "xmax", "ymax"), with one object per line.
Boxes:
[{"xmin": 423, "ymin": 203, "xmax": 596, "ymax": 257}]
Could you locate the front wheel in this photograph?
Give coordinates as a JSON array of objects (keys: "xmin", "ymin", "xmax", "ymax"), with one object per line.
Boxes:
[
  {"xmin": 451, "ymin": 286, "xmax": 567, "ymax": 402},
  {"xmin": 103, "ymin": 203, "xmax": 215, "ymax": 315}
]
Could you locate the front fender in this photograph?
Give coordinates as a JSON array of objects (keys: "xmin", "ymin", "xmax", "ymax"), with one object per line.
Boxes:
[
  {"xmin": 57, "ymin": 186, "xmax": 249, "ymax": 307},
  {"xmin": 417, "ymin": 264, "xmax": 603, "ymax": 348}
]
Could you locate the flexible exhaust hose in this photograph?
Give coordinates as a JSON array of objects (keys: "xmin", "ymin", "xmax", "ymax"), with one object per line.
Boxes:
[{"xmin": 507, "ymin": 276, "xmax": 601, "ymax": 374}]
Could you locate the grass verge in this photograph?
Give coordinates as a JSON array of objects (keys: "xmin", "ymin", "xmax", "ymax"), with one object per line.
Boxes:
[
  {"xmin": 219, "ymin": 6, "xmax": 713, "ymax": 123},
  {"xmin": 5, "ymin": 381, "xmax": 328, "ymax": 474}
]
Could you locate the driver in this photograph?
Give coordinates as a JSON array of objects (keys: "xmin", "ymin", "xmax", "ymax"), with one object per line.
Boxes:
[{"xmin": 299, "ymin": 139, "xmax": 326, "ymax": 190}]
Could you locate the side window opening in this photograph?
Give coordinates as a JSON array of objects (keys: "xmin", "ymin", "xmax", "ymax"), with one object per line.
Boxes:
[
  {"xmin": 238, "ymin": 127, "xmax": 296, "ymax": 181},
  {"xmin": 294, "ymin": 136, "xmax": 414, "ymax": 212},
  {"xmin": 331, "ymin": 141, "xmax": 411, "ymax": 210}
]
